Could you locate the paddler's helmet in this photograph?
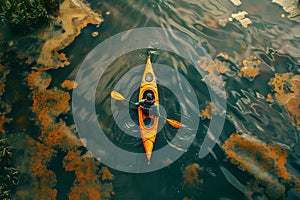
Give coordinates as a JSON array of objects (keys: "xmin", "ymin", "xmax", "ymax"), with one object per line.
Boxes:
[{"xmin": 146, "ymin": 93, "xmax": 153, "ymax": 100}]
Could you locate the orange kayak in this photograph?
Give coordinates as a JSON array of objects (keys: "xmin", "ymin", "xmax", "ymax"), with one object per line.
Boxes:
[{"xmin": 138, "ymin": 55, "xmax": 159, "ymax": 164}]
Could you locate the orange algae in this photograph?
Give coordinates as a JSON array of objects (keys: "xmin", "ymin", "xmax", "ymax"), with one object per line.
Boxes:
[
  {"xmin": 59, "ymin": 53, "xmax": 68, "ymax": 61},
  {"xmin": 197, "ymin": 57, "xmax": 226, "ymax": 91},
  {"xmin": 63, "ymin": 150, "xmax": 114, "ymax": 199},
  {"xmin": 266, "ymin": 93, "xmax": 274, "ymax": 103},
  {"xmin": 223, "ymin": 133, "xmax": 300, "ymax": 194},
  {"xmin": 0, "ymin": 79, "xmax": 5, "ymax": 96},
  {"xmin": 269, "ymin": 73, "xmax": 300, "ymax": 130},
  {"xmin": 28, "ymin": 71, "xmax": 81, "ymax": 148},
  {"xmin": 0, "ymin": 113, "xmax": 12, "ymax": 134},
  {"xmin": 27, "ymin": 137, "xmax": 57, "ymax": 199},
  {"xmin": 28, "ymin": 70, "xmax": 110, "ymax": 195},
  {"xmin": 9, "ymin": 133, "xmax": 58, "ymax": 200},
  {"xmin": 28, "ymin": 71, "xmax": 52, "ymax": 90},
  {"xmin": 0, "ymin": 63, "xmax": 12, "ymax": 134},
  {"xmin": 238, "ymin": 57, "xmax": 261, "ymax": 79},
  {"xmin": 223, "ymin": 133, "xmax": 290, "ymax": 179},
  {"xmin": 37, "ymin": 0, "xmax": 103, "ymax": 69},
  {"xmin": 32, "ymin": 88, "xmax": 70, "ymax": 117},
  {"xmin": 28, "ymin": 70, "xmax": 114, "ymax": 199},
  {"xmin": 61, "ymin": 80, "xmax": 78, "ymax": 90},
  {"xmin": 214, "ymin": 54, "xmax": 231, "ymax": 74},
  {"xmin": 28, "ymin": 71, "xmax": 70, "ymax": 118},
  {"xmin": 183, "ymin": 163, "xmax": 203, "ymax": 188},
  {"xmin": 101, "ymin": 167, "xmax": 114, "ymax": 181},
  {"xmin": 200, "ymin": 101, "xmax": 218, "ymax": 120}
]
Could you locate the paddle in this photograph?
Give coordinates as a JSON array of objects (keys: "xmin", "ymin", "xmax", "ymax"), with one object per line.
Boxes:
[{"xmin": 111, "ymin": 91, "xmax": 182, "ymax": 129}]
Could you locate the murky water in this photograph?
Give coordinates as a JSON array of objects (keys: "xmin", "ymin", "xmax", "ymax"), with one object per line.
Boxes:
[
  {"xmin": 1, "ymin": 0, "xmax": 300, "ymax": 199},
  {"xmin": 63, "ymin": 0, "xmax": 300, "ymax": 199}
]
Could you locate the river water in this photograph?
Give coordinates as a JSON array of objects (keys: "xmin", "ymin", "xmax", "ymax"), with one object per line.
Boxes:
[
  {"xmin": 1, "ymin": 0, "xmax": 300, "ymax": 199},
  {"xmin": 63, "ymin": 0, "xmax": 300, "ymax": 199}
]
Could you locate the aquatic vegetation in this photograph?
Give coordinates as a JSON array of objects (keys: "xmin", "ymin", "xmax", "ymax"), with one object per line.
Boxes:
[
  {"xmin": 223, "ymin": 132, "xmax": 300, "ymax": 198},
  {"xmin": 63, "ymin": 150, "xmax": 114, "ymax": 199},
  {"xmin": 28, "ymin": 71, "xmax": 81, "ymax": 147},
  {"xmin": 0, "ymin": 0, "xmax": 59, "ymax": 33},
  {"xmin": 197, "ymin": 57, "xmax": 226, "ymax": 92},
  {"xmin": 231, "ymin": 11, "xmax": 253, "ymax": 28},
  {"xmin": 28, "ymin": 71, "xmax": 71, "ymax": 119},
  {"xmin": 0, "ymin": 0, "xmax": 298, "ymax": 198},
  {"xmin": 272, "ymin": 0, "xmax": 300, "ymax": 22},
  {"xmin": 219, "ymin": 11, "xmax": 252, "ymax": 28},
  {"xmin": 11, "ymin": 0, "xmax": 112, "ymax": 197},
  {"xmin": 182, "ymin": 163, "xmax": 203, "ymax": 188},
  {"xmin": 61, "ymin": 80, "xmax": 78, "ymax": 90},
  {"xmin": 101, "ymin": 167, "xmax": 114, "ymax": 181},
  {"xmin": 214, "ymin": 55, "xmax": 231, "ymax": 75},
  {"xmin": 10, "ymin": 133, "xmax": 58, "ymax": 200},
  {"xmin": 268, "ymin": 73, "xmax": 300, "ymax": 130},
  {"xmin": 28, "ymin": 137, "xmax": 57, "ymax": 199},
  {"xmin": 230, "ymin": 0, "xmax": 242, "ymax": 6},
  {"xmin": 200, "ymin": 101, "xmax": 217, "ymax": 120},
  {"xmin": 238, "ymin": 57, "xmax": 261, "ymax": 80},
  {"xmin": 0, "ymin": 139, "xmax": 18, "ymax": 200},
  {"xmin": 36, "ymin": 0, "xmax": 103, "ymax": 69},
  {"xmin": 26, "ymin": 70, "xmax": 114, "ymax": 199},
  {"xmin": 0, "ymin": 52, "xmax": 18, "ymax": 199},
  {"xmin": 40, "ymin": 0, "xmax": 60, "ymax": 15},
  {"xmin": 266, "ymin": 94, "xmax": 274, "ymax": 103},
  {"xmin": 0, "ymin": 60, "xmax": 12, "ymax": 134}
]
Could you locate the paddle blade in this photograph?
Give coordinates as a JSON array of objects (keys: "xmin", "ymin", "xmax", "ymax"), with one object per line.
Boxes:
[
  {"xmin": 166, "ymin": 119, "xmax": 182, "ymax": 129},
  {"xmin": 110, "ymin": 91, "xmax": 125, "ymax": 101}
]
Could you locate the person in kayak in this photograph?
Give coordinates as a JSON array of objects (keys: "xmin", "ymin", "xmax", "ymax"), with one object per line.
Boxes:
[{"xmin": 134, "ymin": 92, "xmax": 160, "ymax": 117}]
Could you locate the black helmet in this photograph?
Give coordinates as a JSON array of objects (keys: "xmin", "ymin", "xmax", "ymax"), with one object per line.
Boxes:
[{"xmin": 146, "ymin": 93, "xmax": 153, "ymax": 100}]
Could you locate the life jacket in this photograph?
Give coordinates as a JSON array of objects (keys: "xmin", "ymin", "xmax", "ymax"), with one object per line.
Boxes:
[{"xmin": 141, "ymin": 99, "xmax": 154, "ymax": 109}]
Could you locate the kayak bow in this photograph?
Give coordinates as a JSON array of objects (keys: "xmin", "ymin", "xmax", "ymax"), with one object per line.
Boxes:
[{"xmin": 138, "ymin": 55, "xmax": 159, "ymax": 164}]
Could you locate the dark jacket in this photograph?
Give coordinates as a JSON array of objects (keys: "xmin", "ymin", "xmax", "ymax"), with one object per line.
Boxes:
[{"xmin": 135, "ymin": 99, "xmax": 160, "ymax": 116}]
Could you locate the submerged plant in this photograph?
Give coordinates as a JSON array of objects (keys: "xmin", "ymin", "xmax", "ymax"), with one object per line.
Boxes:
[
  {"xmin": 40, "ymin": 0, "xmax": 60, "ymax": 15},
  {"xmin": 0, "ymin": 139, "xmax": 18, "ymax": 200},
  {"xmin": 0, "ymin": 0, "xmax": 60, "ymax": 33}
]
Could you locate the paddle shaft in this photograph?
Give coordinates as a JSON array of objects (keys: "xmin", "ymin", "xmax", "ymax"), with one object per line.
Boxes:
[{"xmin": 111, "ymin": 91, "xmax": 181, "ymax": 128}]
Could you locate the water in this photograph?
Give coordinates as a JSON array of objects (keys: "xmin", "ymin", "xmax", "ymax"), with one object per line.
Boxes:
[
  {"xmin": 71, "ymin": 0, "xmax": 299, "ymax": 199},
  {"xmin": 1, "ymin": 0, "xmax": 300, "ymax": 199}
]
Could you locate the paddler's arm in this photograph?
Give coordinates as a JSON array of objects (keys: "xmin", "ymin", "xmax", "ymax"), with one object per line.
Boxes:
[
  {"xmin": 134, "ymin": 100, "xmax": 145, "ymax": 107},
  {"xmin": 153, "ymin": 103, "xmax": 161, "ymax": 117}
]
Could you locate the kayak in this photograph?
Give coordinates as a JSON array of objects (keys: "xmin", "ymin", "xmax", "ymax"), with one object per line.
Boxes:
[{"xmin": 138, "ymin": 55, "xmax": 159, "ymax": 164}]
